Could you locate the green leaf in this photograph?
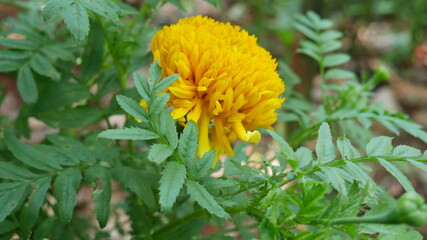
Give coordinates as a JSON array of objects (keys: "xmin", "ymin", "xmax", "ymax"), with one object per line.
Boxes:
[
  {"xmin": 134, "ymin": 72, "xmax": 151, "ymax": 102},
  {"xmin": 0, "ymin": 220, "xmax": 17, "ymax": 235},
  {"xmin": 30, "ymin": 53, "xmax": 61, "ymax": 81},
  {"xmin": 20, "ymin": 177, "xmax": 51, "ymax": 238},
  {"xmin": 378, "ymin": 158, "xmax": 415, "ymax": 192},
  {"xmin": 366, "ymin": 136, "xmax": 393, "ymax": 156},
  {"xmin": 153, "ymin": 74, "xmax": 180, "ymax": 95},
  {"xmin": 320, "ymin": 30, "xmax": 343, "ymax": 42},
  {"xmin": 41, "ymin": 44, "xmax": 74, "ymax": 61},
  {"xmin": 186, "ymin": 179, "xmax": 230, "ymax": 219},
  {"xmin": 323, "ymin": 53, "xmax": 350, "ymax": 67},
  {"xmin": 150, "ymin": 93, "xmax": 170, "ymax": 118},
  {"xmin": 112, "ymin": 166, "xmax": 155, "ymax": 209},
  {"xmin": 178, "ymin": 121, "xmax": 198, "ymax": 164},
  {"xmin": 191, "ymin": 150, "xmax": 215, "ymax": 180},
  {"xmin": 0, "ymin": 183, "xmax": 30, "ymax": 222},
  {"xmin": 4, "ymin": 130, "xmax": 62, "ymax": 171},
  {"xmin": 54, "ymin": 168, "xmax": 82, "ymax": 224},
  {"xmin": 32, "ymin": 81, "xmax": 90, "ymax": 113},
  {"xmin": 0, "ymin": 37, "xmax": 38, "ymax": 50},
  {"xmin": 325, "ymin": 69, "xmax": 355, "ymax": 80},
  {"xmin": 321, "ymin": 40, "xmax": 342, "ymax": 52},
  {"xmin": 98, "ymin": 128, "xmax": 158, "ymax": 140},
  {"xmin": 316, "ymin": 122, "xmax": 336, "ymax": 164},
  {"xmin": 296, "ymin": 147, "xmax": 313, "ymax": 168},
  {"xmin": 17, "ymin": 64, "xmax": 38, "ymax": 103},
  {"xmin": 337, "ymin": 137, "xmax": 360, "ymax": 160},
  {"xmin": 297, "ymin": 48, "xmax": 321, "ymax": 62},
  {"xmin": 80, "ymin": 0, "xmax": 119, "ymax": 23},
  {"xmin": 43, "ymin": 0, "xmax": 73, "ymax": 19},
  {"xmin": 321, "ymin": 167, "xmax": 347, "ymax": 197},
  {"xmin": 0, "ymin": 49, "xmax": 31, "ymax": 60},
  {"xmin": 293, "ymin": 22, "xmax": 318, "ymax": 40},
  {"xmin": 0, "ymin": 60, "xmax": 22, "ymax": 72},
  {"xmin": 344, "ymin": 161, "xmax": 370, "ymax": 185},
  {"xmin": 46, "ymin": 134, "xmax": 96, "ymax": 164},
  {"xmin": 0, "ymin": 162, "xmax": 43, "ymax": 180},
  {"xmin": 38, "ymin": 107, "xmax": 103, "ymax": 128},
  {"xmin": 148, "ymin": 144, "xmax": 174, "ymax": 164},
  {"xmin": 266, "ymin": 129, "xmax": 296, "ymax": 160},
  {"xmin": 159, "ymin": 162, "xmax": 187, "ymax": 212},
  {"xmin": 393, "ymin": 145, "xmax": 422, "ymax": 158},
  {"xmin": 165, "ymin": 111, "xmax": 178, "ymax": 148},
  {"xmin": 64, "ymin": 2, "xmax": 90, "ymax": 42},
  {"xmin": 303, "ymin": 183, "xmax": 328, "ymax": 209},
  {"xmin": 80, "ymin": 21, "xmax": 105, "ymax": 79},
  {"xmin": 148, "ymin": 61, "xmax": 163, "ymax": 88},
  {"xmin": 406, "ymin": 159, "xmax": 427, "ymax": 174},
  {"xmin": 85, "ymin": 166, "xmax": 112, "ymax": 228},
  {"xmin": 116, "ymin": 95, "xmax": 148, "ymax": 122}
]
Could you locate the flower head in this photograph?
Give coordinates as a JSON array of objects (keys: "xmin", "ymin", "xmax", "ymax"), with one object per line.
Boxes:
[{"xmin": 151, "ymin": 16, "xmax": 285, "ymax": 162}]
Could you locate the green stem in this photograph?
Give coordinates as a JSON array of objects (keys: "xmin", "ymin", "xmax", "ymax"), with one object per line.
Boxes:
[
  {"xmin": 96, "ymin": 15, "xmax": 127, "ymax": 90},
  {"xmin": 332, "ymin": 212, "xmax": 394, "ymax": 225}
]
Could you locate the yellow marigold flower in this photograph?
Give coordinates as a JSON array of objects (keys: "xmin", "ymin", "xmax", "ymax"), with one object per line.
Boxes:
[{"xmin": 151, "ymin": 16, "xmax": 285, "ymax": 163}]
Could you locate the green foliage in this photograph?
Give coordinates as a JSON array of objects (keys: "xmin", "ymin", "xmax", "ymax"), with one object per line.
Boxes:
[{"xmin": 0, "ymin": 3, "xmax": 426, "ymax": 240}]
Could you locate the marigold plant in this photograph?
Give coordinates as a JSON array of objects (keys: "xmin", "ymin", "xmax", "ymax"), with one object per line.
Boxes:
[{"xmin": 151, "ymin": 16, "xmax": 285, "ymax": 161}]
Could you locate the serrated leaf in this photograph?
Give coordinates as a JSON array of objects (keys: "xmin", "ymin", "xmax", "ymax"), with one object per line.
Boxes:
[
  {"xmin": 112, "ymin": 166, "xmax": 155, "ymax": 209},
  {"xmin": 159, "ymin": 162, "xmax": 186, "ymax": 212},
  {"xmin": 4, "ymin": 130, "xmax": 61, "ymax": 171},
  {"xmin": 267, "ymin": 129, "xmax": 296, "ymax": 160},
  {"xmin": 98, "ymin": 128, "xmax": 158, "ymax": 140},
  {"xmin": 116, "ymin": 95, "xmax": 148, "ymax": 122},
  {"xmin": 0, "ymin": 183, "xmax": 30, "ymax": 222},
  {"xmin": 17, "ymin": 64, "xmax": 38, "ymax": 103},
  {"xmin": 296, "ymin": 147, "xmax": 313, "ymax": 168},
  {"xmin": 80, "ymin": 0, "xmax": 119, "ymax": 23},
  {"xmin": 38, "ymin": 107, "xmax": 103, "ymax": 128},
  {"xmin": 165, "ymin": 111, "xmax": 178, "ymax": 148},
  {"xmin": 0, "ymin": 37, "xmax": 38, "ymax": 50},
  {"xmin": 153, "ymin": 73, "xmax": 180, "ymax": 95},
  {"xmin": 337, "ymin": 137, "xmax": 360, "ymax": 160},
  {"xmin": 393, "ymin": 145, "xmax": 422, "ymax": 158},
  {"xmin": 149, "ymin": 93, "xmax": 170, "ymax": 118},
  {"xmin": 30, "ymin": 53, "xmax": 61, "ymax": 81},
  {"xmin": 321, "ymin": 166, "xmax": 347, "ymax": 197},
  {"xmin": 325, "ymin": 69, "xmax": 355, "ymax": 80},
  {"xmin": 178, "ymin": 121, "xmax": 198, "ymax": 164},
  {"xmin": 20, "ymin": 177, "xmax": 51, "ymax": 238},
  {"xmin": 54, "ymin": 167, "xmax": 82, "ymax": 224},
  {"xmin": 316, "ymin": 122, "xmax": 336, "ymax": 164},
  {"xmin": 46, "ymin": 134, "xmax": 96, "ymax": 164},
  {"xmin": 344, "ymin": 161, "xmax": 370, "ymax": 185},
  {"xmin": 0, "ymin": 162, "xmax": 43, "ymax": 180},
  {"xmin": 192, "ymin": 150, "xmax": 215, "ymax": 180},
  {"xmin": 64, "ymin": 2, "xmax": 90, "ymax": 42},
  {"xmin": 323, "ymin": 53, "xmax": 350, "ymax": 67},
  {"xmin": 85, "ymin": 166, "xmax": 111, "ymax": 228},
  {"xmin": 148, "ymin": 61, "xmax": 163, "ymax": 88},
  {"xmin": 366, "ymin": 136, "xmax": 393, "ymax": 156},
  {"xmin": 303, "ymin": 183, "xmax": 328, "ymax": 209},
  {"xmin": 134, "ymin": 72, "xmax": 151, "ymax": 102},
  {"xmin": 43, "ymin": 0, "xmax": 73, "ymax": 19},
  {"xmin": 148, "ymin": 144, "xmax": 174, "ymax": 164},
  {"xmin": 378, "ymin": 158, "xmax": 415, "ymax": 192},
  {"xmin": 186, "ymin": 180, "xmax": 230, "ymax": 219}
]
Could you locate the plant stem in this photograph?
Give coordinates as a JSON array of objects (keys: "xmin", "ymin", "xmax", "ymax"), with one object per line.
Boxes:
[
  {"xmin": 96, "ymin": 15, "xmax": 127, "ymax": 90},
  {"xmin": 332, "ymin": 212, "xmax": 393, "ymax": 225}
]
